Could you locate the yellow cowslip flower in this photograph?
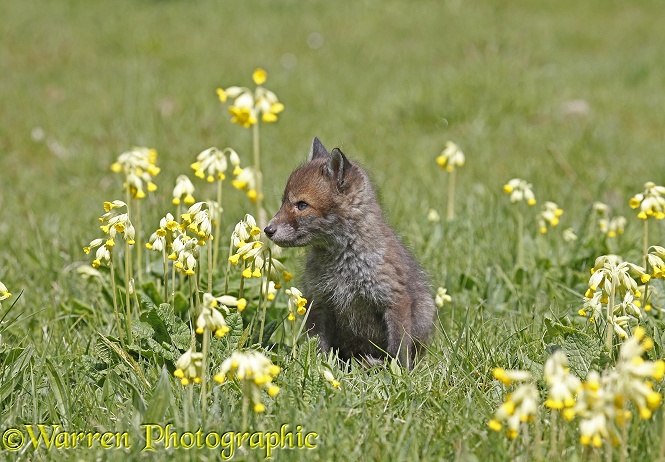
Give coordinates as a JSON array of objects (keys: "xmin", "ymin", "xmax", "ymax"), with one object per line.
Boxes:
[
  {"xmin": 574, "ymin": 371, "xmax": 616, "ymax": 448},
  {"xmin": 285, "ymin": 287, "xmax": 308, "ymax": 319},
  {"xmin": 322, "ymin": 369, "xmax": 341, "ymax": 389},
  {"xmin": 434, "ymin": 287, "xmax": 452, "ymax": 308},
  {"xmin": 172, "ymin": 175, "xmax": 196, "ymax": 205},
  {"xmin": 647, "ymin": 247, "xmax": 665, "ymax": 279},
  {"xmin": 544, "ymin": 351, "xmax": 581, "ymax": 414},
  {"xmin": 170, "ymin": 236, "xmax": 200, "ymax": 276},
  {"xmin": 111, "ymin": 147, "xmax": 160, "ymax": 199},
  {"xmin": 562, "ymin": 228, "xmax": 578, "ymax": 242},
  {"xmin": 217, "ymin": 69, "xmax": 284, "ymax": 128},
  {"xmin": 593, "ymin": 201, "xmax": 626, "ymax": 237},
  {"xmin": 232, "ymin": 166, "xmax": 261, "ymax": 202},
  {"xmin": 145, "ymin": 213, "xmax": 178, "ymax": 252},
  {"xmin": 488, "ymin": 380, "xmax": 539, "ymax": 440},
  {"xmin": 98, "ymin": 201, "xmax": 136, "ymax": 245},
  {"xmin": 213, "ymin": 350, "xmax": 281, "ymax": 412},
  {"xmin": 492, "ymin": 367, "xmax": 532, "ymax": 386},
  {"xmin": 173, "ymin": 348, "xmax": 204, "ymax": 386},
  {"xmin": 252, "ymin": 68, "xmax": 267, "ymax": 85},
  {"xmin": 435, "ymin": 141, "xmax": 465, "ymax": 172},
  {"xmin": 502, "ymin": 178, "xmax": 536, "ymax": 206},
  {"xmin": 263, "ymin": 280, "xmax": 277, "ymax": 301},
  {"xmin": 630, "ymin": 182, "xmax": 665, "ymax": 220},
  {"xmin": 180, "ymin": 202, "xmax": 213, "ymax": 242},
  {"xmin": 0, "ymin": 281, "xmax": 12, "ymax": 306},
  {"xmin": 196, "ymin": 293, "xmax": 231, "ymax": 337},
  {"xmin": 190, "ymin": 147, "xmax": 239, "ymax": 183},
  {"xmin": 537, "ymin": 201, "xmax": 564, "ymax": 234}
]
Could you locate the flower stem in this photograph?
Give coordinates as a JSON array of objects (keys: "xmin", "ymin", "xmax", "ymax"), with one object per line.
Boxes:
[
  {"xmin": 252, "ymin": 122, "xmax": 265, "ymax": 226},
  {"xmin": 109, "ymin": 259, "xmax": 125, "ymax": 349},
  {"xmin": 242, "ymin": 381, "xmax": 249, "ymax": 432},
  {"xmin": 162, "ymin": 248, "xmax": 168, "ymax": 304},
  {"xmin": 517, "ymin": 210, "xmax": 525, "ymax": 268},
  {"xmin": 200, "ymin": 329, "xmax": 210, "ymax": 423},
  {"xmin": 258, "ymin": 253, "xmax": 272, "ymax": 346},
  {"xmin": 606, "ymin": 280, "xmax": 616, "ymax": 353},
  {"xmin": 124, "ymin": 241, "xmax": 133, "ymax": 345},
  {"xmin": 207, "ymin": 241, "xmax": 213, "ymax": 294},
  {"xmin": 642, "ymin": 219, "xmax": 650, "ymax": 309},
  {"xmin": 447, "ymin": 169, "xmax": 456, "ymax": 222},
  {"xmin": 213, "ymin": 180, "xmax": 223, "ymax": 269},
  {"xmin": 548, "ymin": 409, "xmax": 557, "ymax": 459},
  {"xmin": 135, "ymin": 198, "xmax": 143, "ymax": 285}
]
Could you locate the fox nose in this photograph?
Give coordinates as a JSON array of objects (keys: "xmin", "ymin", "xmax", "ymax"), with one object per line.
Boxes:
[{"xmin": 264, "ymin": 224, "xmax": 276, "ymax": 238}]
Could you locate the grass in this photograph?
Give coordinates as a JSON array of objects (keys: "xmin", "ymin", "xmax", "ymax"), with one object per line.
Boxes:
[{"xmin": 1, "ymin": 0, "xmax": 665, "ymax": 460}]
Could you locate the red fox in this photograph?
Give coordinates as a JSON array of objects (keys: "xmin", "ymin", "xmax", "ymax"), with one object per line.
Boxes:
[{"xmin": 264, "ymin": 137, "xmax": 436, "ymax": 369}]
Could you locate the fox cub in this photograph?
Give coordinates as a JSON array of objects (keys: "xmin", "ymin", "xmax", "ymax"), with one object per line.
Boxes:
[{"xmin": 264, "ymin": 137, "xmax": 436, "ymax": 369}]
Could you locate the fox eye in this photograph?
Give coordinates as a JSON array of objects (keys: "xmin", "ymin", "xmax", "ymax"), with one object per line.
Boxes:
[{"xmin": 296, "ymin": 201, "xmax": 309, "ymax": 211}]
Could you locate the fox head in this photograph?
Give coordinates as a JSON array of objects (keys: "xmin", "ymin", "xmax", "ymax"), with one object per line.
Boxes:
[{"xmin": 264, "ymin": 137, "xmax": 358, "ymax": 248}]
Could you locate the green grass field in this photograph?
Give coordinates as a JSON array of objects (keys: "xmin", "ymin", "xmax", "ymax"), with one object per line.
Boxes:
[{"xmin": 2, "ymin": 0, "xmax": 665, "ymax": 460}]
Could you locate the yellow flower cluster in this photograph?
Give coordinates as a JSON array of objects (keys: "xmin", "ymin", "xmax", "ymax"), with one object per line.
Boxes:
[
  {"xmin": 214, "ymin": 350, "xmax": 281, "ymax": 413},
  {"xmin": 488, "ymin": 368, "xmax": 538, "ymax": 439},
  {"xmin": 173, "ymin": 348, "xmax": 204, "ymax": 386},
  {"xmin": 593, "ymin": 202, "xmax": 626, "ymax": 238},
  {"xmin": 435, "ymin": 141, "xmax": 465, "ymax": 172},
  {"xmin": 544, "ymin": 351, "xmax": 581, "ymax": 418},
  {"xmin": 110, "ymin": 147, "xmax": 160, "ymax": 199},
  {"xmin": 629, "ymin": 182, "xmax": 665, "ymax": 220},
  {"xmin": 190, "ymin": 147, "xmax": 241, "ymax": 184},
  {"xmin": 579, "ymin": 255, "xmax": 648, "ymax": 336},
  {"xmin": 196, "ymin": 293, "xmax": 246, "ymax": 337},
  {"xmin": 537, "ymin": 201, "xmax": 564, "ymax": 234},
  {"xmin": 228, "ymin": 215, "xmax": 292, "ymax": 285},
  {"xmin": 216, "ymin": 69, "xmax": 285, "ymax": 128},
  {"xmin": 84, "ymin": 200, "xmax": 135, "ymax": 268},
  {"xmin": 284, "ymin": 287, "xmax": 307, "ymax": 321},
  {"xmin": 172, "ymin": 175, "xmax": 196, "ymax": 206},
  {"xmin": 575, "ymin": 328, "xmax": 664, "ymax": 447},
  {"xmin": 145, "ymin": 213, "xmax": 178, "ymax": 253},
  {"xmin": 502, "ymin": 178, "xmax": 536, "ymax": 205},
  {"xmin": 0, "ymin": 281, "xmax": 11, "ymax": 308}
]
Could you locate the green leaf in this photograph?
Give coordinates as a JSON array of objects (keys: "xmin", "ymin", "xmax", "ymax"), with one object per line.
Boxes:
[
  {"xmin": 145, "ymin": 366, "xmax": 172, "ymax": 423},
  {"xmin": 45, "ymin": 358, "xmax": 70, "ymax": 423},
  {"xmin": 142, "ymin": 280, "xmax": 163, "ymax": 306}
]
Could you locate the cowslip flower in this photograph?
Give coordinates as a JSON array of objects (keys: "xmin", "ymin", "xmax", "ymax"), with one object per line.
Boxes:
[
  {"xmin": 190, "ymin": 147, "xmax": 240, "ymax": 183},
  {"xmin": 593, "ymin": 202, "xmax": 626, "ymax": 237},
  {"xmin": 196, "ymin": 293, "xmax": 232, "ymax": 337},
  {"xmin": 502, "ymin": 178, "xmax": 536, "ymax": 205},
  {"xmin": 145, "ymin": 213, "xmax": 179, "ymax": 253},
  {"xmin": 537, "ymin": 201, "xmax": 563, "ymax": 234},
  {"xmin": 173, "ymin": 348, "xmax": 204, "ymax": 386},
  {"xmin": 322, "ymin": 368, "xmax": 341, "ymax": 388},
  {"xmin": 544, "ymin": 351, "xmax": 581, "ymax": 419},
  {"xmin": 214, "ymin": 350, "xmax": 281, "ymax": 412},
  {"xmin": 180, "ymin": 202, "xmax": 213, "ymax": 243},
  {"xmin": 563, "ymin": 228, "xmax": 578, "ymax": 242},
  {"xmin": 232, "ymin": 166, "xmax": 260, "ymax": 202},
  {"xmin": 488, "ymin": 368, "xmax": 538, "ymax": 439},
  {"xmin": 435, "ymin": 141, "xmax": 465, "ymax": 172},
  {"xmin": 216, "ymin": 69, "xmax": 285, "ymax": 128},
  {"xmin": 629, "ymin": 182, "xmax": 665, "ymax": 220},
  {"xmin": 647, "ymin": 246, "xmax": 665, "ymax": 279},
  {"xmin": 285, "ymin": 287, "xmax": 307, "ymax": 321},
  {"xmin": 0, "ymin": 281, "xmax": 11, "ymax": 308},
  {"xmin": 614, "ymin": 327, "xmax": 664, "ymax": 419},
  {"xmin": 575, "ymin": 371, "xmax": 616, "ymax": 448},
  {"xmin": 172, "ymin": 175, "xmax": 196, "ymax": 205},
  {"xmin": 434, "ymin": 287, "xmax": 452, "ymax": 308},
  {"xmin": 110, "ymin": 147, "xmax": 160, "ymax": 199}
]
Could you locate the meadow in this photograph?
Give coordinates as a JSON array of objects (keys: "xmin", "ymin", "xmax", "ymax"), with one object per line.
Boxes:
[{"xmin": 1, "ymin": 0, "xmax": 665, "ymax": 460}]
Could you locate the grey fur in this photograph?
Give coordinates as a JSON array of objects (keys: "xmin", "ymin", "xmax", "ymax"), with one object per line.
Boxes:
[{"xmin": 265, "ymin": 138, "xmax": 436, "ymax": 369}]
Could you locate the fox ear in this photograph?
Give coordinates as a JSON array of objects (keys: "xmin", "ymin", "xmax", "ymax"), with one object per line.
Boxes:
[
  {"xmin": 328, "ymin": 148, "xmax": 352, "ymax": 191},
  {"xmin": 308, "ymin": 137, "xmax": 330, "ymax": 161}
]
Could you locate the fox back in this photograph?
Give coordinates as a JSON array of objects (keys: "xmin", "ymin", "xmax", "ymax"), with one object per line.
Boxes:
[{"xmin": 264, "ymin": 137, "xmax": 436, "ymax": 369}]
